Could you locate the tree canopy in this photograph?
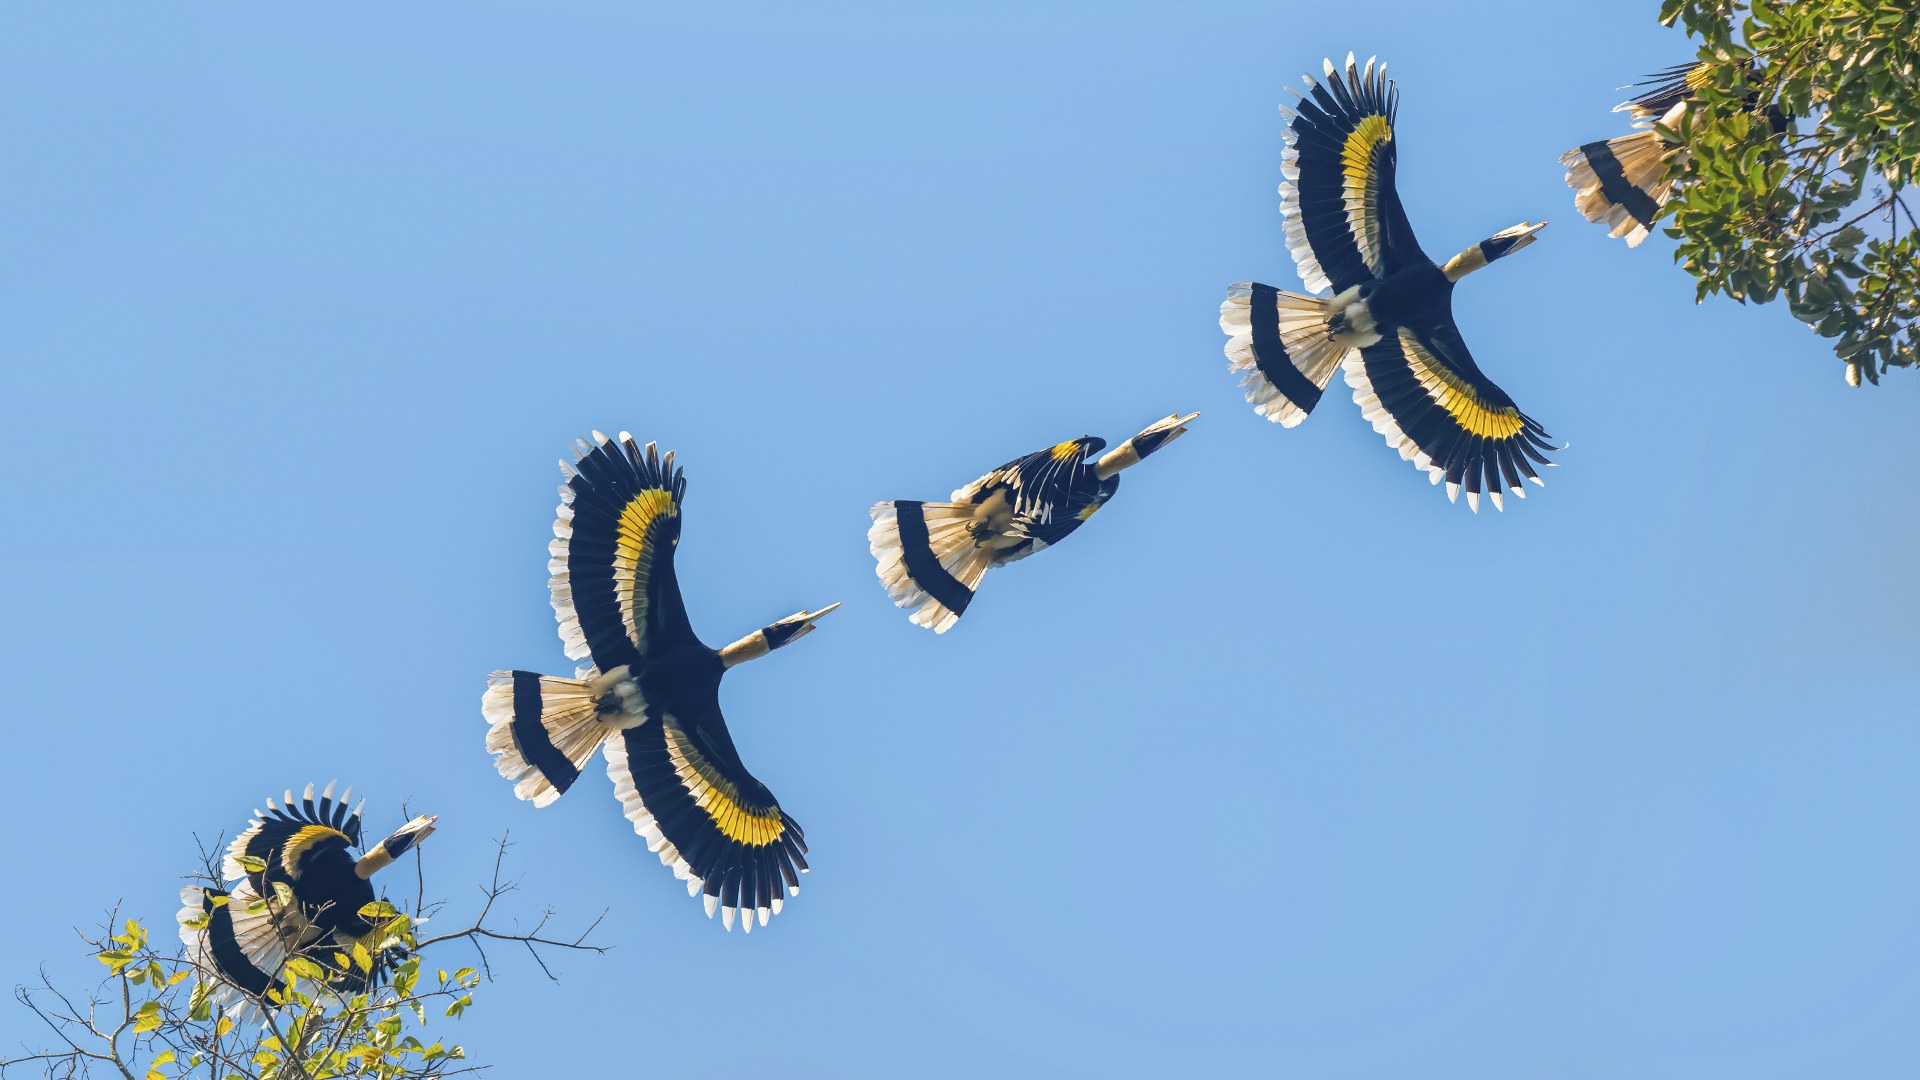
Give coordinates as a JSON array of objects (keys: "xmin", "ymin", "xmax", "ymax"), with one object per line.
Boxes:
[
  {"xmin": 1658, "ymin": 0, "xmax": 1918, "ymax": 384},
  {"xmin": 3, "ymin": 839, "xmax": 602, "ymax": 1080}
]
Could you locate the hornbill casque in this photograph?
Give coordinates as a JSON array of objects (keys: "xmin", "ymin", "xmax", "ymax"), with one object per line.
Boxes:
[
  {"xmin": 1221, "ymin": 53, "xmax": 1557, "ymax": 512},
  {"xmin": 868, "ymin": 413, "xmax": 1197, "ymax": 633},
  {"xmin": 1561, "ymin": 62, "xmax": 1790, "ymax": 249},
  {"xmin": 483, "ymin": 432, "xmax": 833, "ymax": 932},
  {"xmin": 177, "ymin": 782, "xmax": 437, "ymax": 1016}
]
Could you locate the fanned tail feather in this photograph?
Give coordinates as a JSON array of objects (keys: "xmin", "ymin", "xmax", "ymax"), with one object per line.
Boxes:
[
  {"xmin": 1221, "ymin": 283, "xmax": 1351, "ymax": 426},
  {"xmin": 868, "ymin": 501, "xmax": 995, "ymax": 634},
  {"xmin": 482, "ymin": 670, "xmax": 625, "ymax": 807},
  {"xmin": 1560, "ymin": 128, "xmax": 1680, "ymax": 247},
  {"xmin": 178, "ymin": 882, "xmax": 296, "ymax": 1023}
]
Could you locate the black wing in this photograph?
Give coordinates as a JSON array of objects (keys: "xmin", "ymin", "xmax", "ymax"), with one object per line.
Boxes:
[
  {"xmin": 604, "ymin": 693, "xmax": 806, "ymax": 932},
  {"xmin": 1345, "ymin": 320, "xmax": 1557, "ymax": 512},
  {"xmin": 222, "ymin": 782, "xmax": 364, "ymax": 889},
  {"xmin": 959, "ymin": 437, "xmax": 1109, "ymax": 566},
  {"xmin": 552, "ymin": 432, "xmax": 699, "ymax": 674},
  {"xmin": 1281, "ymin": 53, "xmax": 1426, "ymax": 296},
  {"xmin": 1619, "ymin": 62, "xmax": 1710, "ymax": 118}
]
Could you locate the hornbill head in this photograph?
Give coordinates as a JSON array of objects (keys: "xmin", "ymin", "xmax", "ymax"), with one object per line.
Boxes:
[
  {"xmin": 1442, "ymin": 222, "xmax": 1547, "ymax": 281},
  {"xmin": 354, "ymin": 815, "xmax": 439, "ymax": 879},
  {"xmin": 1481, "ymin": 221, "xmax": 1548, "ymax": 262},
  {"xmin": 720, "ymin": 603, "xmax": 842, "ymax": 667},
  {"xmin": 1095, "ymin": 413, "xmax": 1200, "ymax": 480}
]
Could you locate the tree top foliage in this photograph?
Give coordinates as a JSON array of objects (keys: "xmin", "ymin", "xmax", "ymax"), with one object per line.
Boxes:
[
  {"xmin": 1659, "ymin": 0, "xmax": 1919, "ymax": 384},
  {"xmin": 3, "ymin": 837, "xmax": 604, "ymax": 1080}
]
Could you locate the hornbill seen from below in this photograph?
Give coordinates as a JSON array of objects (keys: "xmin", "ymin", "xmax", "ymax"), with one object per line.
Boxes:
[
  {"xmin": 869, "ymin": 412, "xmax": 1197, "ymax": 632},
  {"xmin": 1221, "ymin": 53, "xmax": 1557, "ymax": 511},
  {"xmin": 177, "ymin": 782, "xmax": 437, "ymax": 1016},
  {"xmin": 483, "ymin": 432, "xmax": 834, "ymax": 932}
]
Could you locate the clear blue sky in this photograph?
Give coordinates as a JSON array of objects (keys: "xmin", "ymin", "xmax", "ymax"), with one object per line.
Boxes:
[{"xmin": 2, "ymin": 3, "xmax": 1915, "ymax": 1077}]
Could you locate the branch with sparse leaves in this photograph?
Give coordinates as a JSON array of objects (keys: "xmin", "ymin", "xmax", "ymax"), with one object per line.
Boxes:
[
  {"xmin": 3, "ymin": 835, "xmax": 606, "ymax": 1080},
  {"xmin": 1654, "ymin": 0, "xmax": 1920, "ymax": 384}
]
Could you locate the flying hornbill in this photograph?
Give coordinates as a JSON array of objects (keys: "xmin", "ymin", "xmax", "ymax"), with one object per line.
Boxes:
[
  {"xmin": 1221, "ymin": 53, "xmax": 1556, "ymax": 512},
  {"xmin": 869, "ymin": 412, "xmax": 1197, "ymax": 632},
  {"xmin": 482, "ymin": 432, "xmax": 834, "ymax": 933},
  {"xmin": 177, "ymin": 782, "xmax": 437, "ymax": 1016},
  {"xmin": 1562, "ymin": 62, "xmax": 1791, "ymax": 248}
]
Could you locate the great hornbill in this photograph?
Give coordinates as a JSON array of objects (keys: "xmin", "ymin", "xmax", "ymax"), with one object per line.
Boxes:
[
  {"xmin": 483, "ymin": 432, "xmax": 834, "ymax": 932},
  {"xmin": 1562, "ymin": 62, "xmax": 1791, "ymax": 249},
  {"xmin": 1221, "ymin": 53, "xmax": 1556, "ymax": 512},
  {"xmin": 869, "ymin": 412, "xmax": 1197, "ymax": 632},
  {"xmin": 177, "ymin": 782, "xmax": 437, "ymax": 1015}
]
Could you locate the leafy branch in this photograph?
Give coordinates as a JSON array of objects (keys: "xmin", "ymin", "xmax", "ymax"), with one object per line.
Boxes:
[
  {"xmin": 1654, "ymin": 0, "xmax": 1920, "ymax": 383},
  {"xmin": 3, "ymin": 837, "xmax": 604, "ymax": 1080}
]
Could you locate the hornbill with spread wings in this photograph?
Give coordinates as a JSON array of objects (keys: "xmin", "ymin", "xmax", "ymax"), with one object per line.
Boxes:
[
  {"xmin": 869, "ymin": 413, "xmax": 1197, "ymax": 632},
  {"xmin": 483, "ymin": 432, "xmax": 834, "ymax": 932},
  {"xmin": 177, "ymin": 783, "xmax": 437, "ymax": 1015},
  {"xmin": 1221, "ymin": 53, "xmax": 1556, "ymax": 511}
]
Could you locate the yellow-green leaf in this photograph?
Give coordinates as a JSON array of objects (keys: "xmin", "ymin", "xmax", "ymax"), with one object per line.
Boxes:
[
  {"xmin": 132, "ymin": 1001, "xmax": 164, "ymax": 1033},
  {"xmin": 235, "ymin": 855, "xmax": 268, "ymax": 873}
]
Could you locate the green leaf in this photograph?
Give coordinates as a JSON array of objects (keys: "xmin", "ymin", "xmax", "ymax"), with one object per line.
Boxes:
[
  {"xmin": 235, "ymin": 855, "xmax": 268, "ymax": 873},
  {"xmin": 353, "ymin": 943, "xmax": 374, "ymax": 975},
  {"xmin": 143, "ymin": 1048, "xmax": 176, "ymax": 1080},
  {"xmin": 132, "ymin": 1000, "xmax": 164, "ymax": 1033}
]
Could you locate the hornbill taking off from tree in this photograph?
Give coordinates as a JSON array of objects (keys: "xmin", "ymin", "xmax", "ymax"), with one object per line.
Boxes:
[
  {"xmin": 1561, "ymin": 62, "xmax": 1790, "ymax": 248},
  {"xmin": 482, "ymin": 432, "xmax": 834, "ymax": 932},
  {"xmin": 1221, "ymin": 53, "xmax": 1557, "ymax": 512},
  {"xmin": 869, "ymin": 412, "xmax": 1197, "ymax": 632},
  {"xmin": 177, "ymin": 782, "xmax": 437, "ymax": 1016}
]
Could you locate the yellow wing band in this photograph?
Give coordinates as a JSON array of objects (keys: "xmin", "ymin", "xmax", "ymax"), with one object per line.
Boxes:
[
  {"xmin": 613, "ymin": 488, "xmax": 677, "ymax": 646},
  {"xmin": 1049, "ymin": 439, "xmax": 1083, "ymax": 462},
  {"xmin": 1341, "ymin": 115, "xmax": 1392, "ymax": 276},
  {"xmin": 280, "ymin": 825, "xmax": 351, "ymax": 879},
  {"xmin": 663, "ymin": 720, "xmax": 785, "ymax": 847},
  {"xmin": 1399, "ymin": 329, "xmax": 1525, "ymax": 440}
]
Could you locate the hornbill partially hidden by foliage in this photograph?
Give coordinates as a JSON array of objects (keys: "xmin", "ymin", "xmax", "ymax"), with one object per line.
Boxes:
[
  {"xmin": 1561, "ymin": 62, "xmax": 1791, "ymax": 248},
  {"xmin": 869, "ymin": 413, "xmax": 1197, "ymax": 632},
  {"xmin": 1221, "ymin": 53, "xmax": 1556, "ymax": 512},
  {"xmin": 177, "ymin": 783, "xmax": 437, "ymax": 1015},
  {"xmin": 483, "ymin": 432, "xmax": 834, "ymax": 932}
]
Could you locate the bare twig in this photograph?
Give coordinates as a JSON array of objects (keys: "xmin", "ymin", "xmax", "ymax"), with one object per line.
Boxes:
[{"xmin": 413, "ymin": 836, "xmax": 610, "ymax": 983}]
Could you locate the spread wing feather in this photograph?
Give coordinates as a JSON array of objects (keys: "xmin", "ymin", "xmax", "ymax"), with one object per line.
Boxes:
[
  {"xmin": 552, "ymin": 432, "xmax": 699, "ymax": 673},
  {"xmin": 604, "ymin": 695, "xmax": 804, "ymax": 932},
  {"xmin": 1281, "ymin": 54, "xmax": 1425, "ymax": 295},
  {"xmin": 1343, "ymin": 322, "xmax": 1557, "ymax": 512}
]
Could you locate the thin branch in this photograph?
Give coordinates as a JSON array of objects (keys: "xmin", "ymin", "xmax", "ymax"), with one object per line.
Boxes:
[{"xmin": 412, "ymin": 836, "xmax": 609, "ymax": 983}]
